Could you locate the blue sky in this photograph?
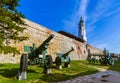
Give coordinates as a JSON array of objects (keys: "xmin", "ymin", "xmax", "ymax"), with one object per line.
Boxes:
[{"xmin": 18, "ymin": 0, "xmax": 120, "ymax": 53}]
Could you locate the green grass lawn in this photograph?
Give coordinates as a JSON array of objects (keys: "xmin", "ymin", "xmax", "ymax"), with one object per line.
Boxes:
[
  {"xmin": 108, "ymin": 59, "xmax": 120, "ymax": 72},
  {"xmin": 79, "ymin": 59, "xmax": 120, "ymax": 72},
  {"xmin": 1, "ymin": 59, "xmax": 120, "ymax": 83},
  {"xmin": 0, "ymin": 60, "xmax": 98, "ymax": 83},
  {"xmin": 79, "ymin": 60, "xmax": 110, "ymax": 69}
]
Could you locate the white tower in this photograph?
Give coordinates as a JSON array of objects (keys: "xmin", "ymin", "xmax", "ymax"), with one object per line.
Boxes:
[{"xmin": 78, "ymin": 17, "xmax": 87, "ymax": 42}]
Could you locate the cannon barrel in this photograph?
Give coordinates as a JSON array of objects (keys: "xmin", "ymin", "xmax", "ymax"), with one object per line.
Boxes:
[
  {"xmin": 41, "ymin": 34, "xmax": 54, "ymax": 45},
  {"xmin": 25, "ymin": 34, "xmax": 54, "ymax": 59},
  {"xmin": 37, "ymin": 34, "xmax": 54, "ymax": 55},
  {"xmin": 62, "ymin": 47, "xmax": 74, "ymax": 57}
]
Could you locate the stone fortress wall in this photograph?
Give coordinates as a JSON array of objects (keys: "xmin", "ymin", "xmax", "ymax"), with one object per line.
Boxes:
[{"xmin": 0, "ymin": 19, "xmax": 103, "ymax": 63}]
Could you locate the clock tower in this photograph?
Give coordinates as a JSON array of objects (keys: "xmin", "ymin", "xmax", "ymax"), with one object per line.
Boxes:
[{"xmin": 78, "ymin": 17, "xmax": 87, "ymax": 42}]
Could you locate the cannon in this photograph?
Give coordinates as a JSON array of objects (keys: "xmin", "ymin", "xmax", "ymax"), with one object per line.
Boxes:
[
  {"xmin": 89, "ymin": 57, "xmax": 98, "ymax": 64},
  {"xmin": 99, "ymin": 48, "xmax": 114, "ymax": 65},
  {"xmin": 99, "ymin": 54, "xmax": 114, "ymax": 65},
  {"xmin": 55, "ymin": 47, "xmax": 74, "ymax": 69},
  {"xmin": 88, "ymin": 54, "xmax": 102, "ymax": 64},
  {"xmin": 17, "ymin": 34, "xmax": 54, "ymax": 80}
]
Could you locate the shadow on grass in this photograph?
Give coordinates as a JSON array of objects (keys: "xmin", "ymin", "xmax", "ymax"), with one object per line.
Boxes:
[
  {"xmin": 89, "ymin": 62, "xmax": 109, "ymax": 66},
  {"xmin": 27, "ymin": 69, "xmax": 43, "ymax": 74},
  {"xmin": 0, "ymin": 64, "xmax": 6, "ymax": 67},
  {"xmin": 51, "ymin": 65, "xmax": 57, "ymax": 69},
  {"xmin": 0, "ymin": 68, "xmax": 18, "ymax": 78},
  {"xmin": 0, "ymin": 68, "xmax": 42, "ymax": 78}
]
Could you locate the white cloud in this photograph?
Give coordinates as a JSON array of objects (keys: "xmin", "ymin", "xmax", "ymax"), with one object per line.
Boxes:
[
  {"xmin": 63, "ymin": 0, "xmax": 89, "ymax": 35},
  {"xmin": 78, "ymin": 0, "xmax": 89, "ymax": 21},
  {"xmin": 63, "ymin": 0, "xmax": 120, "ymax": 39},
  {"xmin": 104, "ymin": 8, "xmax": 120, "ymax": 17},
  {"xmin": 87, "ymin": 0, "xmax": 113, "ymax": 26},
  {"xmin": 86, "ymin": 0, "xmax": 119, "ymax": 34},
  {"xmin": 86, "ymin": 0, "xmax": 120, "ymax": 53}
]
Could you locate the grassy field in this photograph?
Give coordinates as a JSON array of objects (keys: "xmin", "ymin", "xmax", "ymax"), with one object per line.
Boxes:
[
  {"xmin": 79, "ymin": 59, "xmax": 120, "ymax": 72},
  {"xmin": 0, "ymin": 59, "xmax": 120, "ymax": 83},
  {"xmin": 79, "ymin": 60, "xmax": 110, "ymax": 69},
  {"xmin": 0, "ymin": 60, "xmax": 98, "ymax": 83},
  {"xmin": 108, "ymin": 59, "xmax": 120, "ymax": 72}
]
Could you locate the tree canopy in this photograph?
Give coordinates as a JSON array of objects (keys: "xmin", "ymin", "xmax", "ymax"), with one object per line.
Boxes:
[{"xmin": 0, "ymin": 0, "xmax": 28, "ymax": 54}]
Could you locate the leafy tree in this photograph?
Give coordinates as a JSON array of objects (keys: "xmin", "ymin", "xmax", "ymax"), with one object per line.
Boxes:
[{"xmin": 0, "ymin": 0, "xmax": 28, "ymax": 54}]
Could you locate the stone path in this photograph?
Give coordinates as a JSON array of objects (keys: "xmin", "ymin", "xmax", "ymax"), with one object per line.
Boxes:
[{"xmin": 58, "ymin": 63, "xmax": 120, "ymax": 83}]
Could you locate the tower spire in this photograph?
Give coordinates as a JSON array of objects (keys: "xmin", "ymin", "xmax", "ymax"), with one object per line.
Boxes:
[
  {"xmin": 78, "ymin": 16, "xmax": 87, "ymax": 43},
  {"xmin": 80, "ymin": 16, "xmax": 83, "ymax": 21}
]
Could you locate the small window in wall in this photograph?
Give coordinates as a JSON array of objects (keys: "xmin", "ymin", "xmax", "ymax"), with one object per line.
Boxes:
[
  {"xmin": 84, "ymin": 50, "xmax": 86, "ymax": 54},
  {"xmin": 86, "ymin": 44, "xmax": 88, "ymax": 49},
  {"xmin": 88, "ymin": 49, "xmax": 90, "ymax": 55},
  {"xmin": 78, "ymin": 46, "xmax": 80, "ymax": 49}
]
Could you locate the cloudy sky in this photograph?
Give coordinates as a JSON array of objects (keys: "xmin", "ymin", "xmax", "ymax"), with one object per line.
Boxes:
[{"xmin": 18, "ymin": 0, "xmax": 120, "ymax": 53}]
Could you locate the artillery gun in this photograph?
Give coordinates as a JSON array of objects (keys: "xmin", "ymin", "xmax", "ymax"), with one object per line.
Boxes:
[
  {"xmin": 99, "ymin": 53, "xmax": 114, "ymax": 65},
  {"xmin": 88, "ymin": 54, "xmax": 102, "ymax": 64},
  {"xmin": 17, "ymin": 34, "xmax": 54, "ymax": 80},
  {"xmin": 99, "ymin": 48, "xmax": 114, "ymax": 65},
  {"xmin": 55, "ymin": 47, "xmax": 74, "ymax": 69}
]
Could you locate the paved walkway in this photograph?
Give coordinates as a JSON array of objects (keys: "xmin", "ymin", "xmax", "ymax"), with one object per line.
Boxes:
[{"xmin": 58, "ymin": 63, "xmax": 120, "ymax": 83}]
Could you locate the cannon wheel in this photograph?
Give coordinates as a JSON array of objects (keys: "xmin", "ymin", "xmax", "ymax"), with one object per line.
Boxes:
[
  {"xmin": 44, "ymin": 55, "xmax": 53, "ymax": 69},
  {"xmin": 109, "ymin": 59, "xmax": 114, "ymax": 66},
  {"xmin": 44, "ymin": 55, "xmax": 53, "ymax": 74},
  {"xmin": 111, "ymin": 60, "xmax": 114, "ymax": 66},
  {"xmin": 55, "ymin": 56, "xmax": 62, "ymax": 66},
  {"xmin": 20, "ymin": 54, "xmax": 28, "ymax": 72},
  {"xmin": 64, "ymin": 58, "xmax": 71, "ymax": 67}
]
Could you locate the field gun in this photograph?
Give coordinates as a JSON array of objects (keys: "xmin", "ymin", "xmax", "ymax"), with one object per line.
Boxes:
[
  {"xmin": 17, "ymin": 34, "xmax": 54, "ymax": 80},
  {"xmin": 55, "ymin": 47, "xmax": 74, "ymax": 69},
  {"xmin": 99, "ymin": 48, "xmax": 114, "ymax": 65},
  {"xmin": 99, "ymin": 53, "xmax": 114, "ymax": 65}
]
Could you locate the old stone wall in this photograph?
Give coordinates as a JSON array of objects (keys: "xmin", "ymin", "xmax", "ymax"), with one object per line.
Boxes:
[
  {"xmin": 87, "ymin": 45, "xmax": 103, "ymax": 55},
  {"xmin": 0, "ymin": 19, "xmax": 103, "ymax": 63}
]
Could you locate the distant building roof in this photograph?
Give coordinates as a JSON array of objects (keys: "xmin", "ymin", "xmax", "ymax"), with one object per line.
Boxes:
[{"xmin": 58, "ymin": 31, "xmax": 85, "ymax": 43}]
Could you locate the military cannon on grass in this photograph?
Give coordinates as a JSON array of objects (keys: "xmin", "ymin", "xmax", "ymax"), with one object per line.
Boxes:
[
  {"xmin": 88, "ymin": 48, "xmax": 115, "ymax": 65},
  {"xmin": 17, "ymin": 34, "xmax": 54, "ymax": 80},
  {"xmin": 89, "ymin": 57, "xmax": 98, "ymax": 64},
  {"xmin": 99, "ymin": 48, "xmax": 114, "ymax": 65},
  {"xmin": 88, "ymin": 54, "xmax": 102, "ymax": 64},
  {"xmin": 55, "ymin": 47, "xmax": 74, "ymax": 69},
  {"xmin": 99, "ymin": 54, "xmax": 114, "ymax": 65}
]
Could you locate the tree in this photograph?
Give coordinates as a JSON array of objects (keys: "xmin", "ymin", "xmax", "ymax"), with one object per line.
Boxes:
[{"xmin": 0, "ymin": 0, "xmax": 28, "ymax": 54}]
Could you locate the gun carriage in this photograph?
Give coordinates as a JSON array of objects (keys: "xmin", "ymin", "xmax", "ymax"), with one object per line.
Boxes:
[
  {"xmin": 55, "ymin": 47, "xmax": 74, "ymax": 69},
  {"xmin": 18, "ymin": 34, "xmax": 54, "ymax": 80}
]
